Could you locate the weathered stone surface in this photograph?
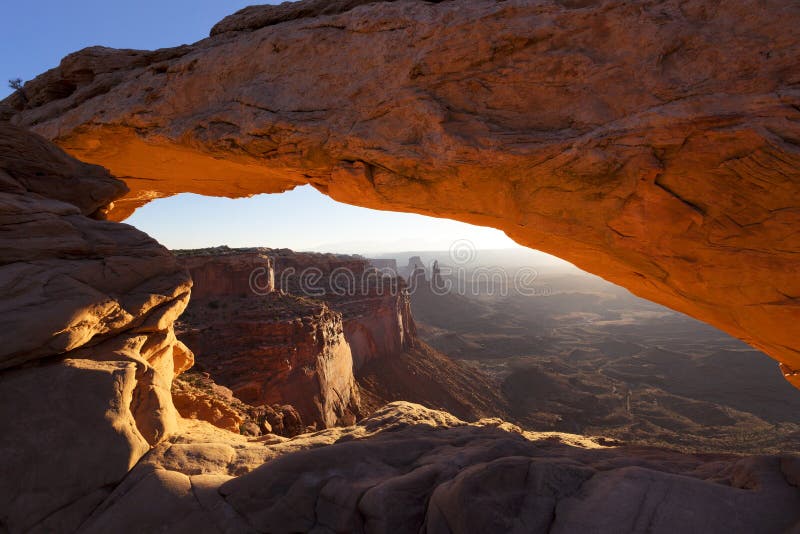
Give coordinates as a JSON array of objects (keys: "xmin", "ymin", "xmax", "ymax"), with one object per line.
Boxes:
[
  {"xmin": 0, "ymin": 124, "xmax": 194, "ymax": 531},
  {"xmin": 3, "ymin": 2, "xmax": 800, "ymax": 531},
  {"xmin": 178, "ymin": 249, "xmax": 274, "ymax": 299},
  {"xmin": 0, "ymin": 123, "xmax": 192, "ymax": 384},
  {"xmin": 85, "ymin": 402, "xmax": 800, "ymax": 533},
  {"xmin": 6, "ymin": 0, "xmax": 800, "ymax": 378},
  {"xmin": 176, "ymin": 247, "xmax": 502, "ymax": 429},
  {"xmin": 0, "ymin": 359, "xmax": 149, "ymax": 533},
  {"xmin": 210, "ymin": 0, "xmax": 392, "ymax": 36},
  {"xmin": 172, "ymin": 373, "xmax": 245, "ymax": 434},
  {"xmin": 78, "ymin": 466, "xmax": 232, "ymax": 534},
  {"xmin": 178, "ymin": 290, "xmax": 361, "ymax": 430},
  {"xmin": 268, "ymin": 248, "xmax": 417, "ymax": 368}
]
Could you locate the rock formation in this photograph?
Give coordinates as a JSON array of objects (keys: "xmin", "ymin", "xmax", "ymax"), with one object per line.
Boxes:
[
  {"xmin": 367, "ymin": 257, "xmax": 398, "ymax": 273},
  {"xmin": 177, "ymin": 288, "xmax": 361, "ymax": 431},
  {"xmin": 270, "ymin": 248, "xmax": 417, "ymax": 367},
  {"xmin": 5, "ymin": 0, "xmax": 800, "ymax": 382},
  {"xmin": 8, "ymin": 118, "xmax": 796, "ymax": 533},
  {"xmin": 2, "ymin": 1, "xmax": 800, "ymax": 531},
  {"xmin": 171, "ymin": 372, "xmax": 246, "ymax": 434},
  {"xmin": 175, "ymin": 247, "xmax": 508, "ymax": 430},
  {"xmin": 71, "ymin": 402, "xmax": 800, "ymax": 533},
  {"xmin": 178, "ymin": 248, "xmax": 274, "ymax": 299},
  {"xmin": 0, "ymin": 122, "xmax": 192, "ymax": 531}
]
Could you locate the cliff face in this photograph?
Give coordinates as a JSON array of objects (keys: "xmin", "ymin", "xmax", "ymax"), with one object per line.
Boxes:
[
  {"xmin": 174, "ymin": 247, "xmax": 422, "ymax": 431},
  {"xmin": 5, "ymin": 0, "xmax": 800, "ymax": 381},
  {"xmin": 342, "ymin": 292, "xmax": 416, "ymax": 369},
  {"xmin": 178, "ymin": 250, "xmax": 274, "ymax": 299},
  {"xmin": 3, "ymin": 124, "xmax": 795, "ymax": 534},
  {"xmin": 270, "ymin": 249, "xmax": 417, "ymax": 368},
  {"xmin": 0, "ymin": 123, "xmax": 192, "ymax": 531},
  {"xmin": 177, "ymin": 286, "xmax": 361, "ymax": 431},
  {"xmin": 176, "ymin": 247, "xmax": 508, "ymax": 428}
]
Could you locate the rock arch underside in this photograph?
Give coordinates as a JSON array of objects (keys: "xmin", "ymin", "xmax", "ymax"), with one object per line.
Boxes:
[{"xmin": 2, "ymin": 0, "xmax": 800, "ymax": 532}]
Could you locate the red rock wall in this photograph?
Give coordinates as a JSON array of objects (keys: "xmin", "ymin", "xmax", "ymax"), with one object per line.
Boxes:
[
  {"xmin": 176, "ymin": 253, "xmax": 362, "ymax": 430},
  {"xmin": 343, "ymin": 290, "xmax": 417, "ymax": 369},
  {"xmin": 180, "ymin": 251, "xmax": 274, "ymax": 299}
]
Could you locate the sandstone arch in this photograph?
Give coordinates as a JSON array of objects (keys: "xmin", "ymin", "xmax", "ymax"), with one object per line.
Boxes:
[{"xmin": 4, "ymin": 0, "xmax": 800, "ymax": 380}]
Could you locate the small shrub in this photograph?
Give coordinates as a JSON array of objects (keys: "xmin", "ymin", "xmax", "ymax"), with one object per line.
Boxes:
[{"xmin": 8, "ymin": 78, "xmax": 23, "ymax": 91}]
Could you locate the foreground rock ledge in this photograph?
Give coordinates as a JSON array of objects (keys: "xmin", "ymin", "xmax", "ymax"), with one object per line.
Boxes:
[
  {"xmin": 5, "ymin": 0, "xmax": 800, "ymax": 377},
  {"xmin": 79, "ymin": 402, "xmax": 800, "ymax": 533}
]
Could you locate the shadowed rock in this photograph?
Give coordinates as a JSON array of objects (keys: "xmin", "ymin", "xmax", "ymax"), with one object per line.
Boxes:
[{"xmin": 83, "ymin": 402, "xmax": 800, "ymax": 533}]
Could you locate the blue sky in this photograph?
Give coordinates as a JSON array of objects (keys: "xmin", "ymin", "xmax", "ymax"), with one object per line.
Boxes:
[{"xmin": 2, "ymin": 1, "xmax": 528, "ymax": 254}]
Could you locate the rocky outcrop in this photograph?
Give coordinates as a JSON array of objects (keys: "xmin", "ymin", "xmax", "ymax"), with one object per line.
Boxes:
[
  {"xmin": 270, "ymin": 248, "xmax": 417, "ymax": 368},
  {"xmin": 75, "ymin": 402, "xmax": 800, "ymax": 533},
  {"xmin": 0, "ymin": 123, "xmax": 193, "ymax": 530},
  {"xmin": 177, "ymin": 248, "xmax": 274, "ymax": 299},
  {"xmin": 176, "ymin": 247, "xmax": 506, "ymax": 429},
  {"xmin": 177, "ymin": 289, "xmax": 361, "ymax": 431},
  {"xmin": 6, "ymin": 0, "xmax": 800, "ymax": 381},
  {"xmin": 0, "ymin": 359, "xmax": 149, "ymax": 533},
  {"xmin": 171, "ymin": 373, "xmax": 246, "ymax": 434},
  {"xmin": 176, "ymin": 248, "xmax": 419, "ymax": 426}
]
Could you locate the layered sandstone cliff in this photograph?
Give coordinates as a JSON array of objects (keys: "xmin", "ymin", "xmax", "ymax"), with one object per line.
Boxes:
[
  {"xmin": 177, "ymin": 289, "xmax": 361, "ymax": 431},
  {"xmin": 174, "ymin": 247, "xmax": 505, "ymax": 429},
  {"xmin": 178, "ymin": 249, "xmax": 274, "ymax": 299},
  {"xmin": 4, "ymin": 0, "xmax": 799, "ymax": 383},
  {"xmin": 270, "ymin": 248, "xmax": 417, "ymax": 368},
  {"xmin": 174, "ymin": 247, "xmax": 418, "ymax": 431}
]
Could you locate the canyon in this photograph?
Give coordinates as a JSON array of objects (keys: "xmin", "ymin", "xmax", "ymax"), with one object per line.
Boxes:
[
  {"xmin": 174, "ymin": 246, "xmax": 504, "ymax": 434},
  {"xmin": 1, "ymin": 0, "xmax": 799, "ymax": 531}
]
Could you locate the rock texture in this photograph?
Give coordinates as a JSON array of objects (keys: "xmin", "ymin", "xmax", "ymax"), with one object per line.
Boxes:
[
  {"xmin": 0, "ymin": 123, "xmax": 193, "ymax": 531},
  {"xmin": 8, "ymin": 119, "xmax": 797, "ymax": 534},
  {"xmin": 0, "ymin": 359, "xmax": 148, "ymax": 533},
  {"xmin": 177, "ymin": 285, "xmax": 362, "ymax": 431},
  {"xmin": 270, "ymin": 248, "xmax": 417, "ymax": 369},
  {"xmin": 76, "ymin": 402, "xmax": 800, "ymax": 533},
  {"xmin": 3, "ymin": 2, "xmax": 800, "ymax": 531},
  {"xmin": 171, "ymin": 373, "xmax": 246, "ymax": 434},
  {"xmin": 5, "ymin": 0, "xmax": 800, "ymax": 380},
  {"xmin": 179, "ymin": 249, "xmax": 274, "ymax": 299},
  {"xmin": 176, "ymin": 247, "xmax": 419, "ymax": 425}
]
